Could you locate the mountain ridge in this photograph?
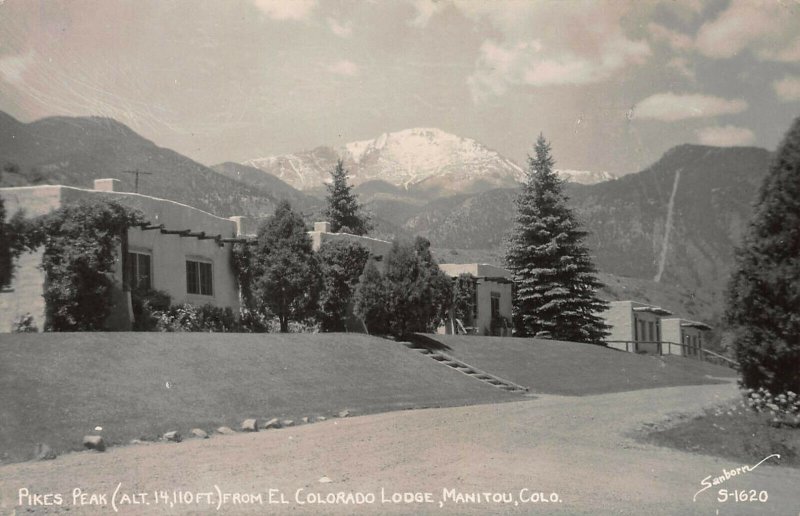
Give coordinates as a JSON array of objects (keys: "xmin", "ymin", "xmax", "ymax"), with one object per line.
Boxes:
[{"xmin": 1, "ymin": 111, "xmax": 771, "ymax": 335}]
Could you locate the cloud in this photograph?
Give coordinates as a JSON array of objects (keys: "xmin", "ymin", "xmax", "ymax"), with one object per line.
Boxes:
[
  {"xmin": 666, "ymin": 57, "xmax": 695, "ymax": 80},
  {"xmin": 469, "ymin": 34, "xmax": 649, "ymax": 101},
  {"xmin": 695, "ymin": 0, "xmax": 800, "ymax": 62},
  {"xmin": 408, "ymin": 0, "xmax": 448, "ymax": 27},
  {"xmin": 327, "ymin": 60, "xmax": 359, "ymax": 76},
  {"xmin": 633, "ymin": 93, "xmax": 747, "ymax": 122},
  {"xmin": 463, "ymin": 2, "xmax": 651, "ymax": 102},
  {"xmin": 773, "ymin": 75, "xmax": 800, "ymax": 102},
  {"xmin": 0, "ymin": 51, "xmax": 34, "ymax": 85},
  {"xmin": 647, "ymin": 23, "xmax": 693, "ymax": 51},
  {"xmin": 251, "ymin": 0, "xmax": 316, "ymax": 21},
  {"xmin": 696, "ymin": 125, "xmax": 755, "ymax": 146},
  {"xmin": 327, "ymin": 17, "xmax": 352, "ymax": 38}
]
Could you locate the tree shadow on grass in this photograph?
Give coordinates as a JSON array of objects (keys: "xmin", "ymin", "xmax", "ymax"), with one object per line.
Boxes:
[{"xmin": 405, "ymin": 333, "xmax": 452, "ymax": 353}]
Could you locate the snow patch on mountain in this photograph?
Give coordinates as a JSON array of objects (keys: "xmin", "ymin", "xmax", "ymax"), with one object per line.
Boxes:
[{"xmin": 556, "ymin": 169, "xmax": 617, "ymax": 185}]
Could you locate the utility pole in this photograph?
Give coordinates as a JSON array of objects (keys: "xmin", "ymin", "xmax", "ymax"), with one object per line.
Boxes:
[{"xmin": 123, "ymin": 169, "xmax": 153, "ymax": 193}]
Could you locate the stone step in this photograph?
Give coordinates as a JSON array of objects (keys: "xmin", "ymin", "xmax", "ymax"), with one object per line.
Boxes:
[{"xmin": 404, "ymin": 343, "xmax": 529, "ymax": 394}]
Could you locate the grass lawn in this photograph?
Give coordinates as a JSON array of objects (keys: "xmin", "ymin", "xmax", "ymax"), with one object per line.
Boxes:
[
  {"xmin": 410, "ymin": 334, "xmax": 737, "ymax": 396},
  {"xmin": 0, "ymin": 332, "xmax": 517, "ymax": 464},
  {"xmin": 641, "ymin": 400, "xmax": 800, "ymax": 468}
]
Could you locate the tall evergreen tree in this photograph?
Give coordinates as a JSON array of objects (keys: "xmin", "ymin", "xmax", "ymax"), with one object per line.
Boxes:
[
  {"xmin": 324, "ymin": 159, "xmax": 372, "ymax": 235},
  {"xmin": 505, "ymin": 134, "xmax": 609, "ymax": 343},
  {"xmin": 726, "ymin": 116, "xmax": 800, "ymax": 395}
]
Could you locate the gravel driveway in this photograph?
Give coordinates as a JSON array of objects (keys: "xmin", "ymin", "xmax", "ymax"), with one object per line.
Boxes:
[{"xmin": 1, "ymin": 381, "xmax": 798, "ymax": 515}]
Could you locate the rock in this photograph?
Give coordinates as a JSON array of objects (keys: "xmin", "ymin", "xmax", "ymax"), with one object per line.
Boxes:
[
  {"xmin": 35, "ymin": 443, "xmax": 56, "ymax": 461},
  {"xmin": 130, "ymin": 439, "xmax": 144, "ymax": 445},
  {"xmin": 301, "ymin": 417, "xmax": 309, "ymax": 424},
  {"xmin": 241, "ymin": 419, "xmax": 259, "ymax": 432},
  {"xmin": 281, "ymin": 419, "xmax": 294, "ymax": 427},
  {"xmin": 263, "ymin": 418, "xmax": 281, "ymax": 429},
  {"xmin": 217, "ymin": 426, "xmax": 236, "ymax": 435},
  {"xmin": 316, "ymin": 416, "xmax": 327, "ymax": 422},
  {"xmin": 319, "ymin": 476, "xmax": 332, "ymax": 483},
  {"xmin": 163, "ymin": 431, "xmax": 182, "ymax": 442},
  {"xmin": 82, "ymin": 435, "xmax": 106, "ymax": 452},
  {"xmin": 191, "ymin": 428, "xmax": 209, "ymax": 439},
  {"xmin": 338, "ymin": 410, "xmax": 350, "ymax": 418}
]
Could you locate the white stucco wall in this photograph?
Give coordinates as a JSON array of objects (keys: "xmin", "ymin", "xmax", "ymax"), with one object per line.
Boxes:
[
  {"xmin": 0, "ymin": 185, "xmax": 241, "ymax": 331},
  {"xmin": 599, "ymin": 300, "xmax": 669, "ymax": 353},
  {"xmin": 661, "ymin": 318, "xmax": 707, "ymax": 356},
  {"xmin": 439, "ymin": 263, "xmax": 513, "ymax": 336},
  {"xmin": 308, "ymin": 230, "xmax": 393, "ymax": 273}
]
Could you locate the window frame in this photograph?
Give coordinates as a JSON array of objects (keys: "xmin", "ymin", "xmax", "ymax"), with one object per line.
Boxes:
[
  {"xmin": 186, "ymin": 258, "xmax": 214, "ymax": 296},
  {"xmin": 127, "ymin": 250, "xmax": 152, "ymax": 291}
]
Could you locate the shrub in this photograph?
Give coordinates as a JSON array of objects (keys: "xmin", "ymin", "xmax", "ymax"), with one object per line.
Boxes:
[
  {"xmin": 318, "ymin": 240, "xmax": 370, "ymax": 332},
  {"xmin": 353, "ymin": 260, "xmax": 389, "ymax": 335},
  {"xmin": 131, "ymin": 288, "xmax": 172, "ymax": 331},
  {"xmin": 154, "ymin": 303, "xmax": 237, "ymax": 332},
  {"xmin": 37, "ymin": 201, "xmax": 145, "ymax": 331},
  {"xmin": 490, "ymin": 315, "xmax": 511, "ymax": 336},
  {"xmin": 452, "ymin": 273, "xmax": 477, "ymax": 328},
  {"xmin": 743, "ymin": 388, "xmax": 800, "ymax": 427},
  {"xmin": 11, "ymin": 313, "xmax": 38, "ymax": 333},
  {"xmin": 238, "ymin": 307, "xmax": 271, "ymax": 333}
]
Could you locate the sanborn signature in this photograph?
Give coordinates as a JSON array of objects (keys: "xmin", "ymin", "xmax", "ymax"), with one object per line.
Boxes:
[{"xmin": 693, "ymin": 454, "xmax": 781, "ymax": 502}]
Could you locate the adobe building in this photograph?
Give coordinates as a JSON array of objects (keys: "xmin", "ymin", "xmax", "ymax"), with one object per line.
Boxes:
[
  {"xmin": 0, "ymin": 179, "xmax": 246, "ymax": 332},
  {"xmin": 599, "ymin": 300, "xmax": 673, "ymax": 354},
  {"xmin": 438, "ymin": 263, "xmax": 513, "ymax": 336},
  {"xmin": 660, "ymin": 317, "xmax": 711, "ymax": 357},
  {"xmin": 307, "ymin": 221, "xmax": 392, "ymax": 272}
]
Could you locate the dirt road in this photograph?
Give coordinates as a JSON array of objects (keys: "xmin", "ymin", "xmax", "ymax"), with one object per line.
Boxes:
[{"xmin": 1, "ymin": 382, "xmax": 798, "ymax": 515}]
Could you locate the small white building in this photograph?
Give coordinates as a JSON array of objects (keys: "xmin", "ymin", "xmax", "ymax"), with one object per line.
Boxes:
[
  {"xmin": 307, "ymin": 221, "xmax": 392, "ymax": 272},
  {"xmin": 599, "ymin": 300, "xmax": 673, "ymax": 354},
  {"xmin": 661, "ymin": 318, "xmax": 711, "ymax": 356},
  {"xmin": 0, "ymin": 179, "xmax": 246, "ymax": 332},
  {"xmin": 438, "ymin": 263, "xmax": 513, "ymax": 336}
]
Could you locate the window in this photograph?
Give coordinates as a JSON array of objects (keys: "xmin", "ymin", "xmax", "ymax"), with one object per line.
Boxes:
[
  {"xmin": 186, "ymin": 260, "xmax": 213, "ymax": 296},
  {"xmin": 648, "ymin": 321, "xmax": 655, "ymax": 342},
  {"xmin": 127, "ymin": 252, "xmax": 151, "ymax": 290},
  {"xmin": 490, "ymin": 292, "xmax": 500, "ymax": 319}
]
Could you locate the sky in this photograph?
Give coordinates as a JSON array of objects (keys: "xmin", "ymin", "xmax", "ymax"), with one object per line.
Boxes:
[{"xmin": 1, "ymin": 0, "xmax": 799, "ymax": 174}]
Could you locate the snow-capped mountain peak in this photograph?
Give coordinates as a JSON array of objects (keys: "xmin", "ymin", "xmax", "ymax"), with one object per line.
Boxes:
[{"xmin": 243, "ymin": 128, "xmax": 525, "ymax": 195}]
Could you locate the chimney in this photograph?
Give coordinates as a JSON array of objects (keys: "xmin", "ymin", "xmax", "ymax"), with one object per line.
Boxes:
[
  {"xmin": 314, "ymin": 221, "xmax": 331, "ymax": 233},
  {"xmin": 94, "ymin": 178, "xmax": 123, "ymax": 192},
  {"xmin": 228, "ymin": 216, "xmax": 250, "ymax": 237}
]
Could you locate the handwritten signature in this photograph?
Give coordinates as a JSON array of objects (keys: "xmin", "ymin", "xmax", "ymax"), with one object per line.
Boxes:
[{"xmin": 693, "ymin": 454, "xmax": 781, "ymax": 502}]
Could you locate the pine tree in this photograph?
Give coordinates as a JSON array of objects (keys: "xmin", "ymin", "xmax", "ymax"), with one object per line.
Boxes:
[
  {"xmin": 324, "ymin": 159, "xmax": 372, "ymax": 235},
  {"xmin": 505, "ymin": 134, "xmax": 609, "ymax": 343},
  {"xmin": 726, "ymin": 116, "xmax": 800, "ymax": 395}
]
